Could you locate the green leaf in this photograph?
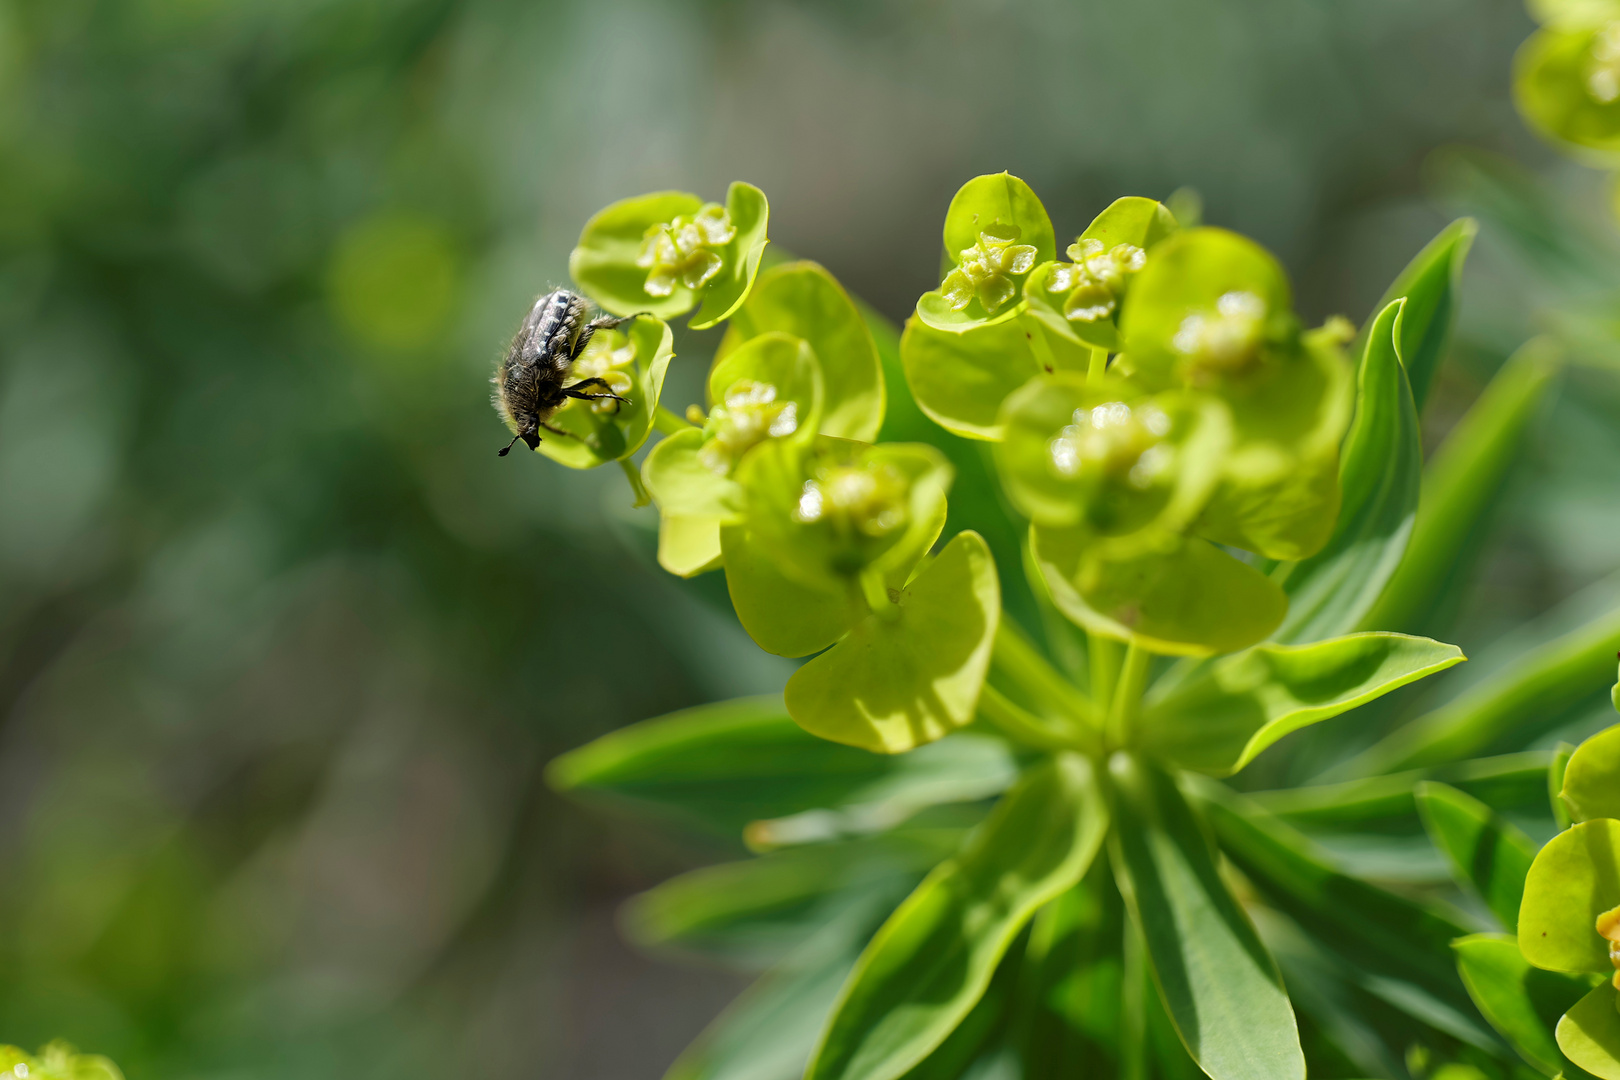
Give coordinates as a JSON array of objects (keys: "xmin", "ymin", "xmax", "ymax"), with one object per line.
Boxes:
[
  {"xmin": 898, "ymin": 315, "xmax": 1042, "ymax": 441},
  {"xmin": 1195, "ymin": 781, "xmax": 1496, "ymax": 1047},
  {"xmin": 1272, "ymin": 299, "xmax": 1421, "ymax": 643},
  {"xmin": 708, "ymin": 329, "xmax": 825, "ymax": 441},
  {"xmin": 624, "ymin": 836, "xmax": 947, "ymax": 970},
  {"xmin": 806, "ymin": 753, "xmax": 1108, "ymax": 1080},
  {"xmin": 691, "ymin": 181, "xmax": 772, "ymax": 329},
  {"xmin": 785, "ymin": 532, "xmax": 1000, "ymax": 754},
  {"xmin": 1454, "ymin": 933, "xmax": 1596, "ymax": 1077},
  {"xmin": 1558, "ymin": 983, "xmax": 1620, "ymax": 1080},
  {"xmin": 1415, "ymin": 783, "xmax": 1538, "ymax": 930},
  {"xmin": 719, "ymin": 261, "xmax": 885, "ymax": 441},
  {"xmin": 665, "ymin": 898, "xmax": 889, "ymax": 1080},
  {"xmin": 1563, "ymin": 723, "xmax": 1620, "ymax": 822},
  {"xmin": 1360, "ymin": 339, "xmax": 1562, "ymax": 635},
  {"xmin": 1358, "ymin": 219, "xmax": 1477, "ymax": 414},
  {"xmin": 994, "ymin": 374, "xmax": 1230, "ymax": 538},
  {"xmin": 1139, "ymin": 633, "xmax": 1465, "ymax": 777},
  {"xmin": 1024, "ymin": 196, "xmax": 1179, "ymax": 352},
  {"xmin": 547, "ymin": 695, "xmax": 934, "ymax": 839},
  {"xmin": 1107, "ymin": 755, "xmax": 1305, "ymax": 1080},
  {"xmin": 570, "ymin": 190, "xmax": 707, "ymax": 318},
  {"xmin": 1249, "ymin": 752, "xmax": 1553, "ymax": 827},
  {"xmin": 1515, "ymin": 26, "xmax": 1620, "ymax": 154},
  {"xmin": 915, "ymin": 173, "xmax": 1056, "ymax": 332},
  {"xmin": 531, "ymin": 314, "xmax": 675, "ymax": 468},
  {"xmin": 745, "ymin": 732, "xmax": 1018, "ymax": 850},
  {"xmin": 1518, "ymin": 818, "xmax": 1620, "ymax": 974},
  {"xmin": 1337, "ymin": 602, "xmax": 1620, "ymax": 777},
  {"xmin": 1032, "ymin": 526, "xmax": 1287, "ymax": 656},
  {"xmin": 721, "ymin": 522, "xmax": 870, "ymax": 657}
]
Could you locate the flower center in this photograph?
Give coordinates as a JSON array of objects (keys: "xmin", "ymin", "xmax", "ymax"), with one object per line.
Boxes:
[
  {"xmin": 636, "ymin": 203, "xmax": 736, "ymax": 297},
  {"xmin": 1172, "ymin": 290, "xmax": 1270, "ymax": 382},
  {"xmin": 939, "ymin": 225, "xmax": 1039, "ymax": 314},
  {"xmin": 1047, "ymin": 400, "xmax": 1174, "ymax": 491},
  {"xmin": 699, "ymin": 380, "xmax": 799, "ymax": 475},
  {"xmin": 1047, "ymin": 238, "xmax": 1147, "ymax": 323},
  {"xmin": 794, "ymin": 462, "xmax": 910, "ymax": 539}
]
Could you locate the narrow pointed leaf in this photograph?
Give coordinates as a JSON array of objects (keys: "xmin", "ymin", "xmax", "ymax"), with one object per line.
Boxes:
[
  {"xmin": 1415, "ymin": 783, "xmax": 1538, "ymax": 930},
  {"xmin": 625, "ymin": 836, "xmax": 947, "ymax": 970},
  {"xmin": 1339, "ymin": 603, "xmax": 1620, "ymax": 777},
  {"xmin": 806, "ymin": 753, "xmax": 1108, "ymax": 1080},
  {"xmin": 1361, "ymin": 339, "xmax": 1561, "ymax": 635},
  {"xmin": 1359, "ymin": 219, "xmax": 1477, "ymax": 414},
  {"xmin": 1453, "ymin": 933, "xmax": 1596, "ymax": 1077},
  {"xmin": 1193, "ymin": 780, "xmax": 1496, "ymax": 1047},
  {"xmin": 1250, "ymin": 752, "xmax": 1554, "ymax": 827},
  {"xmin": 1107, "ymin": 755, "xmax": 1304, "ymax": 1080},
  {"xmin": 1140, "ymin": 633, "xmax": 1464, "ymax": 776},
  {"xmin": 1274, "ymin": 300, "xmax": 1421, "ymax": 642},
  {"xmin": 548, "ymin": 697, "xmax": 1005, "ymax": 842}
]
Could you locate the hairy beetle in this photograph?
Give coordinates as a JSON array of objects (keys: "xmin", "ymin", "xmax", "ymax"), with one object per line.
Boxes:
[{"xmin": 492, "ymin": 289, "xmax": 642, "ymax": 456}]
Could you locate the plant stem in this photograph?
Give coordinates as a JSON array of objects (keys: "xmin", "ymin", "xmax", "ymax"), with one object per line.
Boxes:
[
  {"xmin": 1023, "ymin": 313, "xmax": 1059, "ymax": 374},
  {"xmin": 1090, "ymin": 633, "xmax": 1121, "ymax": 715},
  {"xmin": 978, "ymin": 684, "xmax": 1087, "ymax": 750},
  {"xmin": 1107, "ymin": 643, "xmax": 1150, "ymax": 748},
  {"xmin": 1122, "ymin": 918, "xmax": 1148, "ymax": 1080},
  {"xmin": 618, "ymin": 457, "xmax": 651, "ymax": 507},
  {"xmin": 992, "ymin": 621, "xmax": 1094, "ymax": 726},
  {"xmin": 653, "ymin": 404, "xmax": 697, "ymax": 435},
  {"xmin": 1088, "ymin": 346, "xmax": 1109, "ymax": 382}
]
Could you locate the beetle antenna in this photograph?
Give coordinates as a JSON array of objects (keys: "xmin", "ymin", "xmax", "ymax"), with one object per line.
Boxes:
[{"xmin": 497, "ymin": 433, "xmax": 522, "ymax": 457}]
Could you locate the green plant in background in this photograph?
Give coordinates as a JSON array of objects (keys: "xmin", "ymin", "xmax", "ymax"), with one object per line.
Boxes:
[
  {"xmin": 1436, "ymin": 668, "xmax": 1620, "ymax": 1080},
  {"xmin": 0, "ymin": 1042, "xmax": 122, "ymax": 1080},
  {"xmin": 531, "ymin": 165, "xmax": 1620, "ymax": 1080}
]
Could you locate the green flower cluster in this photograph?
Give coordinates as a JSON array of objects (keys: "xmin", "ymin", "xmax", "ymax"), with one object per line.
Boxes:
[
  {"xmin": 1516, "ymin": 0, "xmax": 1620, "ymax": 155},
  {"xmin": 908, "ymin": 173, "xmax": 1353, "ymax": 655},
  {"xmin": 1509, "ymin": 667, "xmax": 1620, "ymax": 1080}
]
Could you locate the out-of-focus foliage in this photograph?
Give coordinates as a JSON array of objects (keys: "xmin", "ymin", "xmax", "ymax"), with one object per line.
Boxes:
[{"xmin": 0, "ymin": 0, "xmax": 1611, "ymax": 1078}]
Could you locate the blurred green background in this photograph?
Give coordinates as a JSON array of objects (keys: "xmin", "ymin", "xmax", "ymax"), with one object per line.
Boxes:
[{"xmin": 3, "ymin": 0, "xmax": 1619, "ymax": 1076}]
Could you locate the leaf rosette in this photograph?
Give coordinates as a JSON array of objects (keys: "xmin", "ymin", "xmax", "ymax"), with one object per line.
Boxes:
[{"xmin": 569, "ymin": 181, "xmax": 770, "ymax": 329}]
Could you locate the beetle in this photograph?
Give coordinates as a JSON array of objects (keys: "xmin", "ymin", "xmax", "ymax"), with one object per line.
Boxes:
[{"xmin": 492, "ymin": 289, "xmax": 643, "ymax": 456}]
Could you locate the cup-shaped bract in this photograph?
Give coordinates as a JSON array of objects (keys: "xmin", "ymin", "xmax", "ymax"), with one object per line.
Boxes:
[
  {"xmin": 1120, "ymin": 229, "xmax": 1352, "ymax": 560},
  {"xmin": 569, "ymin": 182, "xmax": 770, "ymax": 328},
  {"xmin": 1119, "ymin": 227, "xmax": 1299, "ymax": 391},
  {"xmin": 1194, "ymin": 325, "xmax": 1354, "ymax": 561},
  {"xmin": 529, "ymin": 315, "xmax": 675, "ymax": 469},
  {"xmin": 715, "ymin": 261, "xmax": 885, "ymax": 441},
  {"xmin": 1031, "ymin": 526, "xmax": 1288, "ymax": 656},
  {"xmin": 1025, "ymin": 196, "xmax": 1179, "ymax": 351},
  {"xmin": 643, "ymin": 333, "xmax": 823, "ymax": 577},
  {"xmin": 898, "ymin": 315, "xmax": 1045, "ymax": 441},
  {"xmin": 1517, "ymin": 20, "xmax": 1620, "ymax": 153},
  {"xmin": 916, "ymin": 173, "xmax": 1056, "ymax": 332},
  {"xmin": 738, "ymin": 437, "xmax": 952, "ymax": 595},
  {"xmin": 995, "ymin": 374, "xmax": 1230, "ymax": 548}
]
